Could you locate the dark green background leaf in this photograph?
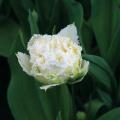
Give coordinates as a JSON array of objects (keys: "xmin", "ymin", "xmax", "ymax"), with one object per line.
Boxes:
[
  {"xmin": 0, "ymin": 19, "xmax": 19, "ymax": 57},
  {"xmin": 96, "ymin": 107, "xmax": 120, "ymax": 120},
  {"xmin": 28, "ymin": 10, "xmax": 39, "ymax": 35},
  {"xmin": 83, "ymin": 55, "xmax": 116, "ymax": 92}
]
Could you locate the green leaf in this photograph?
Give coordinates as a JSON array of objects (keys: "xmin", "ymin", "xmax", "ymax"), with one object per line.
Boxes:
[
  {"xmin": 85, "ymin": 99, "xmax": 105, "ymax": 120},
  {"xmin": 116, "ymin": 79, "xmax": 120, "ymax": 104},
  {"xmin": 0, "ymin": 0, "xmax": 3, "ymax": 7},
  {"xmin": 35, "ymin": 82, "xmax": 61, "ymax": 120},
  {"xmin": 34, "ymin": 0, "xmax": 57, "ymax": 32},
  {"xmin": 97, "ymin": 89, "xmax": 112, "ymax": 108},
  {"xmin": 47, "ymin": 0, "xmax": 60, "ymax": 33},
  {"xmin": 35, "ymin": 83, "xmax": 72, "ymax": 120},
  {"xmin": 19, "ymin": 29, "xmax": 27, "ymax": 49},
  {"xmin": 96, "ymin": 107, "xmax": 120, "ymax": 120},
  {"xmin": 9, "ymin": 0, "xmax": 28, "ymax": 24},
  {"xmin": 62, "ymin": 0, "xmax": 83, "ymax": 30},
  {"xmin": 83, "ymin": 55, "xmax": 116, "ymax": 93},
  {"xmin": 91, "ymin": 0, "xmax": 120, "ymax": 61},
  {"xmin": 106, "ymin": 0, "xmax": 120, "ymax": 68},
  {"xmin": 35, "ymin": 0, "xmax": 55, "ymax": 22},
  {"xmin": 81, "ymin": 21, "xmax": 93, "ymax": 53},
  {"xmin": 91, "ymin": 0, "xmax": 112, "ymax": 55},
  {"xmin": 0, "ymin": 19, "xmax": 19, "ymax": 57},
  {"xmin": 9, "ymin": 0, "xmax": 30, "ymax": 43},
  {"xmin": 21, "ymin": 0, "xmax": 33, "ymax": 10},
  {"xmin": 107, "ymin": 25, "xmax": 120, "ymax": 69},
  {"xmin": 76, "ymin": 0, "xmax": 91, "ymax": 19},
  {"xmin": 28, "ymin": 10, "xmax": 39, "ymax": 35},
  {"xmin": 56, "ymin": 111, "xmax": 62, "ymax": 120},
  {"xmin": 58, "ymin": 85, "xmax": 73, "ymax": 120}
]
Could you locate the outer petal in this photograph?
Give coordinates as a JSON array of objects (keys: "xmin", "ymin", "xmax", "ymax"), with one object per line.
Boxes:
[
  {"xmin": 40, "ymin": 83, "xmax": 61, "ymax": 91},
  {"xmin": 69, "ymin": 60, "xmax": 89, "ymax": 84},
  {"xmin": 58, "ymin": 23, "xmax": 79, "ymax": 44},
  {"xmin": 27, "ymin": 34, "xmax": 41, "ymax": 50},
  {"xmin": 16, "ymin": 52, "xmax": 31, "ymax": 75},
  {"xmin": 81, "ymin": 60, "xmax": 89, "ymax": 75}
]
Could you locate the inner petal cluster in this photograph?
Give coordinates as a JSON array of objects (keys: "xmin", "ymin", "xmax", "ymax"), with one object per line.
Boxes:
[{"xmin": 27, "ymin": 34, "xmax": 82, "ymax": 84}]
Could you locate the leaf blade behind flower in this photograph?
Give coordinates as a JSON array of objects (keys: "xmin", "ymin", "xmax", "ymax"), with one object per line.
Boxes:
[
  {"xmin": 0, "ymin": 19, "xmax": 19, "ymax": 57},
  {"xmin": 96, "ymin": 107, "xmax": 120, "ymax": 120},
  {"xmin": 83, "ymin": 55, "xmax": 116, "ymax": 93},
  {"xmin": 28, "ymin": 10, "xmax": 39, "ymax": 35}
]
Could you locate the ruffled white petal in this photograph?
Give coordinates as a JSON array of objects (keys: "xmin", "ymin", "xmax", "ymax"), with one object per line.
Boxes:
[
  {"xmin": 58, "ymin": 23, "xmax": 79, "ymax": 44},
  {"xmin": 27, "ymin": 34, "xmax": 41, "ymax": 50},
  {"xmin": 16, "ymin": 52, "xmax": 31, "ymax": 75}
]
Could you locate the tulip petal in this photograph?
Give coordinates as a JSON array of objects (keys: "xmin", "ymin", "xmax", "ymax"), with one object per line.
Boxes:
[
  {"xmin": 27, "ymin": 34, "xmax": 41, "ymax": 50},
  {"xmin": 40, "ymin": 83, "xmax": 61, "ymax": 91},
  {"xmin": 16, "ymin": 52, "xmax": 31, "ymax": 75},
  {"xmin": 58, "ymin": 23, "xmax": 79, "ymax": 44},
  {"xmin": 81, "ymin": 60, "xmax": 89, "ymax": 75},
  {"xmin": 69, "ymin": 60, "xmax": 89, "ymax": 84}
]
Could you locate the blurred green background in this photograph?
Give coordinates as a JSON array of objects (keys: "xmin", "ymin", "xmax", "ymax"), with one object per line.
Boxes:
[{"xmin": 0, "ymin": 0, "xmax": 120, "ymax": 120}]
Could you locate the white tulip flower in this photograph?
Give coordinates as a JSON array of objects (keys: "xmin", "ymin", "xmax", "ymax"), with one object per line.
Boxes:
[{"xmin": 16, "ymin": 24, "xmax": 89, "ymax": 90}]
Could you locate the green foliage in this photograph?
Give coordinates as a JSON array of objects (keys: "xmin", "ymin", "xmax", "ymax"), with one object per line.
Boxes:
[
  {"xmin": 85, "ymin": 99, "xmax": 105, "ymax": 120},
  {"xmin": 0, "ymin": 19, "xmax": 19, "ymax": 57},
  {"xmin": 62, "ymin": 0, "xmax": 83, "ymax": 29},
  {"xmin": 28, "ymin": 10, "xmax": 39, "ymax": 35},
  {"xmin": 56, "ymin": 111, "xmax": 62, "ymax": 120},
  {"xmin": 83, "ymin": 55, "xmax": 116, "ymax": 93},
  {"xmin": 0, "ymin": 0, "xmax": 120, "ymax": 120},
  {"xmin": 91, "ymin": 0, "xmax": 120, "ymax": 68},
  {"xmin": 96, "ymin": 107, "xmax": 120, "ymax": 120}
]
